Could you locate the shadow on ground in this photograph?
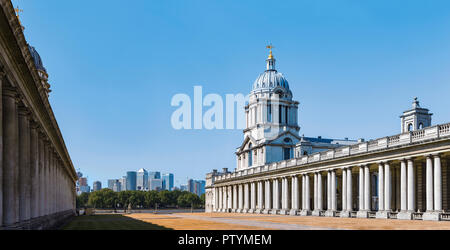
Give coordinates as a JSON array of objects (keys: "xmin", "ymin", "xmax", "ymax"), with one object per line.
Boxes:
[{"xmin": 61, "ymin": 214, "xmax": 172, "ymax": 230}]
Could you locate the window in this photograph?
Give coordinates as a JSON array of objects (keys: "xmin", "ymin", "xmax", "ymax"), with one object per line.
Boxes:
[
  {"xmin": 303, "ymin": 151, "xmax": 308, "ymax": 156},
  {"xmin": 418, "ymin": 123, "xmax": 423, "ymax": 129},
  {"xmin": 267, "ymin": 102, "xmax": 272, "ymax": 122},
  {"xmin": 283, "ymin": 148, "xmax": 291, "ymax": 160},
  {"xmin": 285, "ymin": 106, "xmax": 288, "ymax": 124},
  {"xmin": 407, "ymin": 123, "xmax": 413, "ymax": 132},
  {"xmin": 283, "ymin": 138, "xmax": 292, "ymax": 143},
  {"xmin": 278, "ymin": 104, "xmax": 282, "ymax": 123}
]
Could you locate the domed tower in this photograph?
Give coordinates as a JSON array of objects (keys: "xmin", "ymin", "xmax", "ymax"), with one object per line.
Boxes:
[
  {"xmin": 28, "ymin": 45, "xmax": 51, "ymax": 98},
  {"xmin": 236, "ymin": 46, "xmax": 300, "ymax": 170}
]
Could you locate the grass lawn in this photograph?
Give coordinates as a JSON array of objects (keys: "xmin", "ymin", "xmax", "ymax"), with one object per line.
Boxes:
[{"xmin": 61, "ymin": 214, "xmax": 172, "ymax": 230}]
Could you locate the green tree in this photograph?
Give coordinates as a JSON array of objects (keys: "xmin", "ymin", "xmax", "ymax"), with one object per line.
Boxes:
[
  {"xmin": 177, "ymin": 192, "xmax": 201, "ymax": 208},
  {"xmin": 145, "ymin": 190, "xmax": 160, "ymax": 208},
  {"xmin": 200, "ymin": 193, "xmax": 205, "ymax": 208},
  {"xmin": 158, "ymin": 190, "xmax": 171, "ymax": 207},
  {"xmin": 88, "ymin": 189, "xmax": 117, "ymax": 208},
  {"xmin": 76, "ymin": 192, "xmax": 90, "ymax": 208}
]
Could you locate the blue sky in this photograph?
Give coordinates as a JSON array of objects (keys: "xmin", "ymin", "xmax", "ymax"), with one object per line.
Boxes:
[{"xmin": 14, "ymin": 0, "xmax": 450, "ymax": 188}]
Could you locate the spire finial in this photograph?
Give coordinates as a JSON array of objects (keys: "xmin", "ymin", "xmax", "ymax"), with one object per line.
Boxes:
[
  {"xmin": 266, "ymin": 43, "xmax": 275, "ymax": 59},
  {"xmin": 14, "ymin": 5, "xmax": 24, "ymax": 30}
]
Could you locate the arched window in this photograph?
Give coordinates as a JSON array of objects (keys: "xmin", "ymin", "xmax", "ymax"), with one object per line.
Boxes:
[
  {"xmin": 407, "ymin": 123, "xmax": 413, "ymax": 132},
  {"xmin": 418, "ymin": 123, "xmax": 423, "ymax": 129},
  {"xmin": 303, "ymin": 151, "xmax": 308, "ymax": 156}
]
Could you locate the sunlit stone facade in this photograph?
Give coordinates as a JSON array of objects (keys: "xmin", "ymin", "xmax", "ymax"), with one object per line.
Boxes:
[
  {"xmin": 206, "ymin": 50, "xmax": 450, "ymax": 221},
  {"xmin": 0, "ymin": 2, "xmax": 77, "ymax": 229}
]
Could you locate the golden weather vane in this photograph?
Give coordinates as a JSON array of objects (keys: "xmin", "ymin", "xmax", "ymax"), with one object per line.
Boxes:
[
  {"xmin": 14, "ymin": 5, "xmax": 23, "ymax": 25},
  {"xmin": 266, "ymin": 43, "xmax": 274, "ymax": 59}
]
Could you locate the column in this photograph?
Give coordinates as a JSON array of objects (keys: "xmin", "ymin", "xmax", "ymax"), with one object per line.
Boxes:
[
  {"xmin": 342, "ymin": 169, "xmax": 347, "ymax": 211},
  {"xmin": 384, "ymin": 162, "xmax": 391, "ymax": 212},
  {"xmin": 238, "ymin": 184, "xmax": 243, "ymax": 212},
  {"xmin": 228, "ymin": 186, "xmax": 232, "ymax": 211},
  {"xmin": 434, "ymin": 154, "xmax": 442, "ymax": 211},
  {"xmin": 218, "ymin": 187, "xmax": 222, "ymax": 211},
  {"xmin": 400, "ymin": 159, "xmax": 407, "ymax": 211},
  {"xmin": 250, "ymin": 182, "xmax": 256, "ymax": 212},
  {"xmin": 18, "ymin": 107, "xmax": 32, "ymax": 223},
  {"xmin": 327, "ymin": 171, "xmax": 331, "ymax": 211},
  {"xmin": 265, "ymin": 180, "xmax": 272, "ymax": 212},
  {"xmin": 38, "ymin": 133, "xmax": 45, "ymax": 217},
  {"xmin": 244, "ymin": 183, "xmax": 249, "ymax": 211},
  {"xmin": 272, "ymin": 178, "xmax": 279, "ymax": 211},
  {"xmin": 426, "ymin": 155, "xmax": 434, "ymax": 212},
  {"xmin": 0, "ymin": 71, "xmax": 3, "ymax": 227},
  {"xmin": 3, "ymin": 87, "xmax": 19, "ymax": 226},
  {"xmin": 364, "ymin": 165, "xmax": 370, "ymax": 211},
  {"xmin": 302, "ymin": 175, "xmax": 305, "ymax": 210},
  {"xmin": 233, "ymin": 185, "xmax": 238, "ymax": 211},
  {"xmin": 331, "ymin": 170, "xmax": 336, "ymax": 211},
  {"xmin": 214, "ymin": 188, "xmax": 219, "ymax": 211},
  {"xmin": 317, "ymin": 172, "xmax": 323, "ymax": 211},
  {"xmin": 378, "ymin": 163, "xmax": 385, "ymax": 211},
  {"xmin": 304, "ymin": 174, "xmax": 310, "ymax": 211},
  {"xmin": 347, "ymin": 167, "xmax": 352, "ymax": 212},
  {"xmin": 407, "ymin": 158, "xmax": 415, "ymax": 212},
  {"xmin": 257, "ymin": 181, "xmax": 263, "ymax": 211},
  {"xmin": 291, "ymin": 175, "xmax": 299, "ymax": 212},
  {"xmin": 313, "ymin": 173, "xmax": 318, "ymax": 210},
  {"xmin": 359, "ymin": 165, "xmax": 364, "ymax": 211}
]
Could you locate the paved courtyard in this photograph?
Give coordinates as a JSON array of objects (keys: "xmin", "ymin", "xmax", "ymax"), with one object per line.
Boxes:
[{"xmin": 125, "ymin": 212, "xmax": 450, "ymax": 230}]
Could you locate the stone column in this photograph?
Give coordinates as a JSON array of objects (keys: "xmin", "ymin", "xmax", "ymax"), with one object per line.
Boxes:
[
  {"xmin": 364, "ymin": 165, "xmax": 370, "ymax": 211},
  {"xmin": 384, "ymin": 162, "xmax": 391, "ymax": 212},
  {"xmin": 326, "ymin": 171, "xmax": 331, "ymax": 211},
  {"xmin": 238, "ymin": 184, "xmax": 243, "ymax": 212},
  {"xmin": 18, "ymin": 106, "xmax": 31, "ymax": 223},
  {"xmin": 407, "ymin": 158, "xmax": 415, "ymax": 212},
  {"xmin": 300, "ymin": 174, "xmax": 311, "ymax": 216},
  {"xmin": 2, "ymin": 87, "xmax": 19, "ymax": 226},
  {"xmin": 331, "ymin": 170, "xmax": 336, "ymax": 211},
  {"xmin": 30, "ymin": 123, "xmax": 39, "ymax": 219},
  {"xmin": 264, "ymin": 180, "xmax": 272, "ymax": 213},
  {"xmin": 346, "ymin": 167, "xmax": 352, "ymax": 212},
  {"xmin": 426, "ymin": 155, "xmax": 434, "ymax": 212},
  {"xmin": 313, "ymin": 173, "xmax": 318, "ymax": 211},
  {"xmin": 38, "ymin": 133, "xmax": 45, "ymax": 217},
  {"xmin": 378, "ymin": 163, "xmax": 385, "ymax": 211},
  {"xmin": 233, "ymin": 185, "xmax": 238, "ymax": 212},
  {"xmin": 400, "ymin": 159, "xmax": 407, "ymax": 212},
  {"xmin": 313, "ymin": 172, "xmax": 323, "ymax": 216},
  {"xmin": 290, "ymin": 175, "xmax": 299, "ymax": 215},
  {"xmin": 250, "ymin": 182, "xmax": 256, "ymax": 213},
  {"xmin": 227, "ymin": 186, "xmax": 232, "ymax": 211},
  {"xmin": 424, "ymin": 154, "xmax": 442, "ymax": 221},
  {"xmin": 359, "ymin": 165, "xmax": 364, "ymax": 211},
  {"xmin": 214, "ymin": 188, "xmax": 218, "ymax": 211},
  {"xmin": 342, "ymin": 168, "xmax": 347, "ymax": 212},
  {"xmin": 218, "ymin": 187, "xmax": 222, "ymax": 211},
  {"xmin": 271, "ymin": 178, "xmax": 279, "ymax": 214},
  {"xmin": 0, "ymin": 71, "xmax": 4, "ymax": 227},
  {"xmin": 244, "ymin": 183, "xmax": 249, "ymax": 212},
  {"xmin": 257, "ymin": 181, "xmax": 263, "ymax": 213}
]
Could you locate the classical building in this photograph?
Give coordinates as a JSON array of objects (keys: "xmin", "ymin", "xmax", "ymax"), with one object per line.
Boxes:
[
  {"xmin": 0, "ymin": 2, "xmax": 77, "ymax": 229},
  {"xmin": 205, "ymin": 48, "xmax": 450, "ymax": 221}
]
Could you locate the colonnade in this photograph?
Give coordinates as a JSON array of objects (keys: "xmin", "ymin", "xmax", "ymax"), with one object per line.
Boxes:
[
  {"xmin": 214, "ymin": 154, "xmax": 446, "ymax": 221},
  {"xmin": 1, "ymin": 72, "xmax": 76, "ymax": 229}
]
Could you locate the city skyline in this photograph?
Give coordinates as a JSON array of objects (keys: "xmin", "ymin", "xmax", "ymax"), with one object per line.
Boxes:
[{"xmin": 13, "ymin": 0, "xmax": 450, "ymax": 198}]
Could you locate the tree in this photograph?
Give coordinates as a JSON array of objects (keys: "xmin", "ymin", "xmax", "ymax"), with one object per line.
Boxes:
[
  {"xmin": 76, "ymin": 192, "xmax": 90, "ymax": 208},
  {"xmin": 200, "ymin": 193, "xmax": 205, "ymax": 208},
  {"xmin": 158, "ymin": 190, "xmax": 171, "ymax": 207},
  {"xmin": 177, "ymin": 192, "xmax": 201, "ymax": 208},
  {"xmin": 145, "ymin": 191, "xmax": 160, "ymax": 208},
  {"xmin": 88, "ymin": 189, "xmax": 117, "ymax": 208}
]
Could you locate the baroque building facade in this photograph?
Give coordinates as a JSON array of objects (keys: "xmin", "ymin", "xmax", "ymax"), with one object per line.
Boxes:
[
  {"xmin": 0, "ymin": 1, "xmax": 77, "ymax": 229},
  {"xmin": 205, "ymin": 48, "xmax": 450, "ymax": 221}
]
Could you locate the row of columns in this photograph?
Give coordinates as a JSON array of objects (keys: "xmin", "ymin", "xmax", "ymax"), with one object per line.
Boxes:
[
  {"xmin": 213, "ymin": 154, "xmax": 444, "ymax": 220},
  {"xmin": 1, "ymin": 82, "xmax": 76, "ymax": 228}
]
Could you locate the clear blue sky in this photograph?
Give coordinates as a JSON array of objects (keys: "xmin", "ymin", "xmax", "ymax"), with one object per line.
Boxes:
[{"xmin": 14, "ymin": 0, "xmax": 450, "ymax": 188}]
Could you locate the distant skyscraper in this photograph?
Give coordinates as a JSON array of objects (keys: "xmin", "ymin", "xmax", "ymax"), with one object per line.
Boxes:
[
  {"xmin": 149, "ymin": 171, "xmax": 161, "ymax": 179},
  {"xmin": 194, "ymin": 180, "xmax": 206, "ymax": 196},
  {"xmin": 187, "ymin": 179, "xmax": 194, "ymax": 193},
  {"xmin": 162, "ymin": 173, "xmax": 174, "ymax": 191},
  {"xmin": 120, "ymin": 176, "xmax": 127, "ymax": 191},
  {"xmin": 149, "ymin": 178, "xmax": 162, "ymax": 191},
  {"xmin": 137, "ymin": 168, "xmax": 148, "ymax": 190},
  {"xmin": 180, "ymin": 184, "xmax": 187, "ymax": 191},
  {"xmin": 126, "ymin": 171, "xmax": 137, "ymax": 191},
  {"xmin": 113, "ymin": 181, "xmax": 121, "ymax": 192},
  {"xmin": 93, "ymin": 181, "xmax": 102, "ymax": 191}
]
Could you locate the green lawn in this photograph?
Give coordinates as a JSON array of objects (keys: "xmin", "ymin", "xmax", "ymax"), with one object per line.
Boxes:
[{"xmin": 61, "ymin": 214, "xmax": 172, "ymax": 230}]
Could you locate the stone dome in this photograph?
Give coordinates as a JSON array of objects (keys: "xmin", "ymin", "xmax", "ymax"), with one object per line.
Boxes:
[
  {"xmin": 252, "ymin": 69, "xmax": 290, "ymax": 91},
  {"xmin": 28, "ymin": 45, "xmax": 46, "ymax": 73}
]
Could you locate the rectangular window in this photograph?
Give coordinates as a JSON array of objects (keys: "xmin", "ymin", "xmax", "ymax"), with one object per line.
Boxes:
[
  {"xmin": 267, "ymin": 103, "xmax": 272, "ymax": 122},
  {"xmin": 285, "ymin": 106, "xmax": 288, "ymax": 124}
]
